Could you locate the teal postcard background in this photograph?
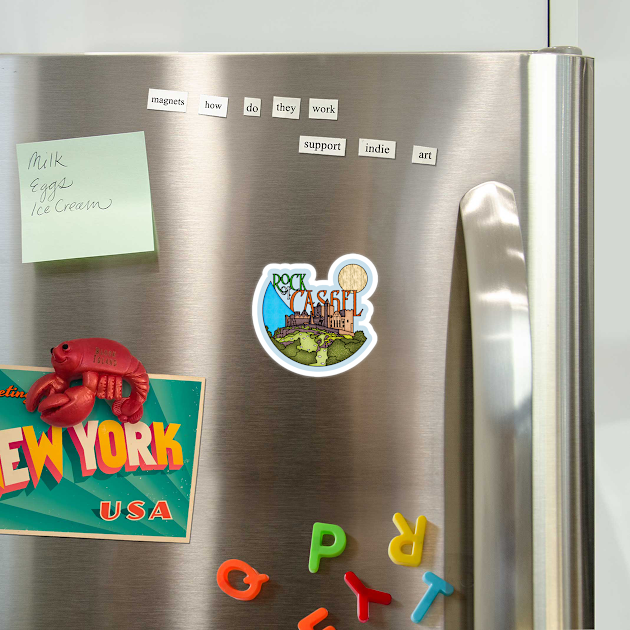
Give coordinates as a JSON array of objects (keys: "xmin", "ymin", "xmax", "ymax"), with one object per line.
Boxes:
[{"xmin": 0, "ymin": 367, "xmax": 204, "ymax": 542}]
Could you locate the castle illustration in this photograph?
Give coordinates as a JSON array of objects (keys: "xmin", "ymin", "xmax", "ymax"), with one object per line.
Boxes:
[{"xmin": 277, "ymin": 300, "xmax": 354, "ymax": 337}]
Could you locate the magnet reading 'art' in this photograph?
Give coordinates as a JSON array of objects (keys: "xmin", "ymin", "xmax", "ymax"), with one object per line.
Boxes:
[
  {"xmin": 252, "ymin": 254, "xmax": 378, "ymax": 376},
  {"xmin": 25, "ymin": 338, "xmax": 149, "ymax": 427}
]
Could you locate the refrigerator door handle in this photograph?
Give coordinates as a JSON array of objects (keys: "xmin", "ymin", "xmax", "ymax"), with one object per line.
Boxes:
[{"xmin": 460, "ymin": 181, "xmax": 533, "ymax": 629}]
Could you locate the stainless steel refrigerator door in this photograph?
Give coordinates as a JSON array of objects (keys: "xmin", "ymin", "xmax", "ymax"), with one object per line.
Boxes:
[{"xmin": 0, "ymin": 52, "xmax": 593, "ymax": 629}]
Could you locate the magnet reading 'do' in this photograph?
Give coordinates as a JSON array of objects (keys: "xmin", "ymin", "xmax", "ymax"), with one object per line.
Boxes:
[{"xmin": 252, "ymin": 255, "xmax": 377, "ymax": 377}]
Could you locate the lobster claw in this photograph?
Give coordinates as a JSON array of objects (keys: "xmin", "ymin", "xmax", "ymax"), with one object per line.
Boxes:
[
  {"xmin": 112, "ymin": 398, "xmax": 144, "ymax": 424},
  {"xmin": 25, "ymin": 373, "xmax": 66, "ymax": 413},
  {"xmin": 37, "ymin": 386, "xmax": 96, "ymax": 428}
]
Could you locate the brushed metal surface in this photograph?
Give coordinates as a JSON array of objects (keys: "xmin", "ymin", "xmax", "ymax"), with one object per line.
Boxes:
[
  {"xmin": 0, "ymin": 52, "xmax": 593, "ymax": 629},
  {"xmin": 460, "ymin": 182, "xmax": 533, "ymax": 630},
  {"xmin": 526, "ymin": 52, "xmax": 595, "ymax": 629}
]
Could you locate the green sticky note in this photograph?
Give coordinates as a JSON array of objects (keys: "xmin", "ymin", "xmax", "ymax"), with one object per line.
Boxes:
[{"xmin": 17, "ymin": 131, "xmax": 155, "ymax": 263}]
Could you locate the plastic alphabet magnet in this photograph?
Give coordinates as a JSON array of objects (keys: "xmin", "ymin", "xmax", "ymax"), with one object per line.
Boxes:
[
  {"xmin": 216, "ymin": 559, "xmax": 269, "ymax": 601},
  {"xmin": 388, "ymin": 512, "xmax": 427, "ymax": 567},
  {"xmin": 410, "ymin": 571, "xmax": 454, "ymax": 623},
  {"xmin": 298, "ymin": 608, "xmax": 335, "ymax": 630},
  {"xmin": 308, "ymin": 522, "xmax": 347, "ymax": 573},
  {"xmin": 344, "ymin": 571, "xmax": 392, "ymax": 622}
]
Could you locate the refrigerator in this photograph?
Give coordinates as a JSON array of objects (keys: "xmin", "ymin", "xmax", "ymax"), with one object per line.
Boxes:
[{"xmin": 0, "ymin": 50, "xmax": 593, "ymax": 629}]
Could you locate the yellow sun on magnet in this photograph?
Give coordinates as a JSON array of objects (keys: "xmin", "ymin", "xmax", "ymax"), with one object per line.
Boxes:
[{"xmin": 338, "ymin": 264, "xmax": 368, "ymax": 292}]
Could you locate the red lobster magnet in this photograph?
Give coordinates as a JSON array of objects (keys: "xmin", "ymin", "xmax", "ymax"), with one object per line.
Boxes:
[{"xmin": 26, "ymin": 338, "xmax": 149, "ymax": 428}]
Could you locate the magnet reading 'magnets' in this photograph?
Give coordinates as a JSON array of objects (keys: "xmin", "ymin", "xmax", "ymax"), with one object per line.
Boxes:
[{"xmin": 25, "ymin": 338, "xmax": 149, "ymax": 428}]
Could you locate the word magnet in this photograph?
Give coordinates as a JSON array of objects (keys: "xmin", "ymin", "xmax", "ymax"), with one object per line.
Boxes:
[
  {"xmin": 147, "ymin": 88, "xmax": 187, "ymax": 112},
  {"xmin": 308, "ymin": 98, "xmax": 338, "ymax": 120},
  {"xmin": 198, "ymin": 95, "xmax": 228, "ymax": 118},
  {"xmin": 243, "ymin": 97, "xmax": 261, "ymax": 117},
  {"xmin": 411, "ymin": 144, "xmax": 438, "ymax": 166},
  {"xmin": 388, "ymin": 512, "xmax": 427, "ymax": 566},
  {"xmin": 299, "ymin": 135, "xmax": 346, "ymax": 157},
  {"xmin": 358, "ymin": 138, "xmax": 396, "ymax": 159},
  {"xmin": 216, "ymin": 559, "xmax": 269, "ymax": 601},
  {"xmin": 272, "ymin": 96, "xmax": 301, "ymax": 119},
  {"xmin": 308, "ymin": 522, "xmax": 346, "ymax": 573}
]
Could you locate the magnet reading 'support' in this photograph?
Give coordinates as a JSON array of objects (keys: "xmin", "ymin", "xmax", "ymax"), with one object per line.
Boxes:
[{"xmin": 26, "ymin": 338, "xmax": 149, "ymax": 428}]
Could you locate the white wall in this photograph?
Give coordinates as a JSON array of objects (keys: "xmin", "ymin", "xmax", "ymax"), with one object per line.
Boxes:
[
  {"xmin": 575, "ymin": 2, "xmax": 629, "ymax": 627},
  {"xmin": 0, "ymin": 0, "xmax": 547, "ymax": 53}
]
